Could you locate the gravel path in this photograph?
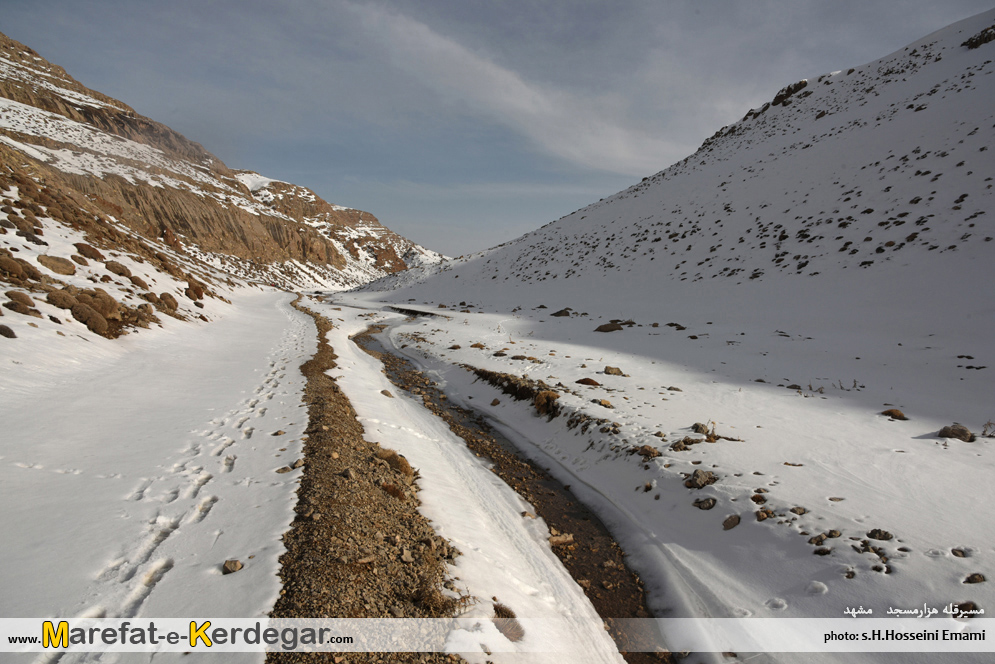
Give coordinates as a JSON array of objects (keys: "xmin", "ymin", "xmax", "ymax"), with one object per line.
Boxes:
[{"xmin": 268, "ymin": 298, "xmax": 466, "ymax": 664}]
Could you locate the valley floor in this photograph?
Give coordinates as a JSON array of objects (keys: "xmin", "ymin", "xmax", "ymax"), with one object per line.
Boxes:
[
  {"xmin": 0, "ymin": 289, "xmax": 624, "ymax": 664},
  {"xmin": 4, "ymin": 281, "xmax": 992, "ymax": 664},
  {"xmin": 326, "ymin": 272, "xmax": 995, "ymax": 664},
  {"xmin": 1, "ymin": 290, "xmax": 315, "ymax": 661}
]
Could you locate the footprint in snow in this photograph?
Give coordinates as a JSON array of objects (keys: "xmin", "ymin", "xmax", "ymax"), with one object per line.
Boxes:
[
  {"xmin": 181, "ymin": 472, "xmax": 212, "ymax": 500},
  {"xmin": 210, "ymin": 437, "xmax": 235, "ymax": 456},
  {"xmin": 127, "ymin": 479, "xmax": 153, "ymax": 501},
  {"xmin": 119, "ymin": 558, "xmax": 173, "ymax": 618},
  {"xmin": 806, "ymin": 581, "xmax": 829, "ymax": 595},
  {"xmin": 185, "ymin": 496, "xmax": 217, "ymax": 524},
  {"xmin": 765, "ymin": 598, "xmax": 788, "ymax": 611}
]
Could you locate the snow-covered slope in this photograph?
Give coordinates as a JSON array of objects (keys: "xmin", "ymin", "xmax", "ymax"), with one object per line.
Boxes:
[
  {"xmin": 368, "ymin": 11, "xmax": 993, "ymax": 293},
  {"xmin": 340, "ymin": 9, "xmax": 995, "ymax": 653},
  {"xmin": 0, "ymin": 31, "xmax": 443, "ymax": 293}
]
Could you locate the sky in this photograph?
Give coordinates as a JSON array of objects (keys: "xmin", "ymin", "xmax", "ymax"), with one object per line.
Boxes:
[{"xmin": 3, "ymin": 1, "xmax": 992, "ymax": 256}]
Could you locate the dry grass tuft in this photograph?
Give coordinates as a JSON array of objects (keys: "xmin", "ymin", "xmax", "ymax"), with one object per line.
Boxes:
[
  {"xmin": 492, "ymin": 601, "xmax": 524, "ymax": 642},
  {"xmin": 534, "ymin": 390, "xmax": 560, "ymax": 417},
  {"xmin": 377, "ymin": 447, "xmax": 414, "ymax": 476},
  {"xmin": 415, "ymin": 580, "xmax": 461, "ymax": 617},
  {"xmin": 381, "ymin": 482, "xmax": 406, "ymax": 500}
]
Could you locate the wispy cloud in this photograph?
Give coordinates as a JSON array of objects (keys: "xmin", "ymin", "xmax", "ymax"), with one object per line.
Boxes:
[{"xmin": 347, "ymin": 3, "xmax": 683, "ymax": 177}]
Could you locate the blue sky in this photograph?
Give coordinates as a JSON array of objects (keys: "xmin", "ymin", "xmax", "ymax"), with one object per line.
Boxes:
[{"xmin": 3, "ymin": 1, "xmax": 992, "ymax": 255}]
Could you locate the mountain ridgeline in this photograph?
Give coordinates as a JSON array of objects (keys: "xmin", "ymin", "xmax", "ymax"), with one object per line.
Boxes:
[
  {"xmin": 0, "ymin": 31, "xmax": 442, "ymax": 293},
  {"xmin": 363, "ymin": 10, "xmax": 994, "ymax": 301}
]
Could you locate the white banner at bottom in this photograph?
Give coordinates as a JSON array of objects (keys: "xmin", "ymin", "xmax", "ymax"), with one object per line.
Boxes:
[{"xmin": 0, "ymin": 617, "xmax": 990, "ymax": 654}]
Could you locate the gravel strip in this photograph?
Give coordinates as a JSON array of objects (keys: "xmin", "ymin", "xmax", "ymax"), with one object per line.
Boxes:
[{"xmin": 268, "ymin": 298, "xmax": 467, "ymax": 664}]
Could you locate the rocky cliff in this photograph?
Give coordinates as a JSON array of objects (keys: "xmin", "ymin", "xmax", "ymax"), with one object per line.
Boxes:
[{"xmin": 0, "ymin": 31, "xmax": 443, "ymax": 292}]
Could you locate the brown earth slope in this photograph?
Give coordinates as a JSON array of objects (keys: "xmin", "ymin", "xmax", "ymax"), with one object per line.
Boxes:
[{"xmin": 0, "ymin": 31, "xmax": 439, "ymax": 289}]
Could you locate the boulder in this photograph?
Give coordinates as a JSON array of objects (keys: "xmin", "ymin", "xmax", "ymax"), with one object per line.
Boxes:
[
  {"xmin": 71, "ymin": 303, "xmax": 108, "ymax": 335},
  {"xmin": 0, "ymin": 256, "xmax": 25, "ymax": 278},
  {"xmin": 694, "ymin": 498, "xmax": 716, "ymax": 510},
  {"xmin": 938, "ymin": 423, "xmax": 975, "ymax": 442},
  {"xmin": 685, "ymin": 469, "xmax": 718, "ymax": 489},
  {"xmin": 46, "ymin": 290, "xmax": 77, "ymax": 310},
  {"xmin": 866, "ymin": 529, "xmax": 893, "ymax": 541},
  {"xmin": 73, "ymin": 243, "xmax": 105, "ymax": 261},
  {"xmin": 159, "ymin": 292, "xmax": 179, "ymax": 310},
  {"xmin": 5, "ymin": 291, "xmax": 34, "ymax": 307},
  {"xmin": 104, "ymin": 261, "xmax": 132, "ymax": 278},
  {"xmin": 37, "ymin": 255, "xmax": 76, "ymax": 275},
  {"xmin": 222, "ymin": 560, "xmax": 243, "ymax": 575}
]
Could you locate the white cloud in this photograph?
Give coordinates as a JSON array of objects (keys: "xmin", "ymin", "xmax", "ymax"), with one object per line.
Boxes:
[{"xmin": 348, "ymin": 3, "xmax": 685, "ymax": 176}]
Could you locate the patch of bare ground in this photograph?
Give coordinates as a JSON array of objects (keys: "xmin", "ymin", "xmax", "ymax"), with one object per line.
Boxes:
[
  {"xmin": 353, "ymin": 324, "xmax": 674, "ymax": 663},
  {"xmin": 268, "ymin": 299, "xmax": 467, "ymax": 664}
]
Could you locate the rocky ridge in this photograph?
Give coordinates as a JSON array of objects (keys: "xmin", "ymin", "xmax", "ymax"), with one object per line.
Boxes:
[{"xmin": 0, "ymin": 30, "xmax": 442, "ymax": 295}]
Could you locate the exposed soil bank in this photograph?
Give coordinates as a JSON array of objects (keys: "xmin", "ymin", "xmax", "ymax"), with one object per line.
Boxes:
[
  {"xmin": 268, "ymin": 297, "xmax": 465, "ymax": 664},
  {"xmin": 353, "ymin": 324, "xmax": 673, "ymax": 663}
]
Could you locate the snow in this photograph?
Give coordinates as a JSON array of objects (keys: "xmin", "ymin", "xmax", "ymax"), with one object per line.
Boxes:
[
  {"xmin": 316, "ymin": 307, "xmax": 624, "ymax": 663},
  {"xmin": 1, "ymin": 290, "xmax": 313, "ymax": 660},
  {"xmin": 330, "ymin": 10, "xmax": 995, "ymax": 662},
  {"xmin": 0, "ymin": 291, "xmax": 625, "ymax": 663},
  {"xmin": 0, "ymin": 97, "xmax": 222, "ymax": 189},
  {"xmin": 3, "ymin": 8, "xmax": 995, "ymax": 663},
  {"xmin": 233, "ymin": 171, "xmax": 284, "ymax": 193},
  {"xmin": 0, "ymin": 55, "xmax": 127, "ymax": 112},
  {"xmin": 328, "ymin": 248, "xmax": 993, "ymax": 662}
]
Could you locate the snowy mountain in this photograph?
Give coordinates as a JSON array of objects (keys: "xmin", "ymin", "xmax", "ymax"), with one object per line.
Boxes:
[
  {"xmin": 3, "ymin": 11, "xmax": 995, "ymax": 664},
  {"xmin": 333, "ymin": 9, "xmax": 995, "ymax": 655},
  {"xmin": 369, "ymin": 12, "xmax": 993, "ymax": 293},
  {"xmin": 0, "ymin": 30, "xmax": 443, "ymax": 294}
]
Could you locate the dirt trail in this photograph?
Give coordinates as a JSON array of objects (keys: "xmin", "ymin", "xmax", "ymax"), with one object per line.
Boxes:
[
  {"xmin": 353, "ymin": 323, "xmax": 673, "ymax": 664},
  {"xmin": 268, "ymin": 298, "xmax": 466, "ymax": 664}
]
